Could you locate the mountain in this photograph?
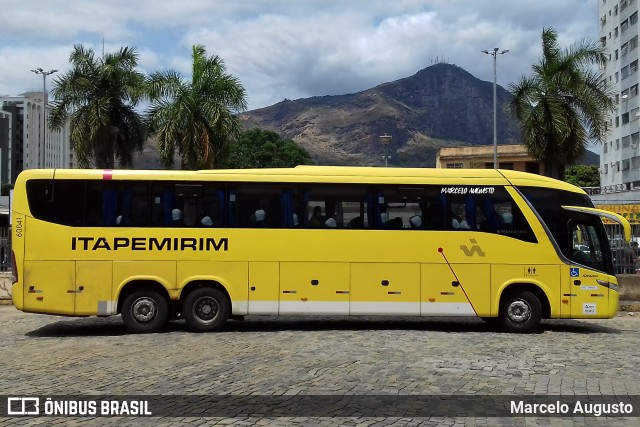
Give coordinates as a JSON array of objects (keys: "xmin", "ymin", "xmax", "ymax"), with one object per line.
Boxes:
[
  {"xmin": 133, "ymin": 62, "xmax": 600, "ymax": 169},
  {"xmin": 240, "ymin": 63, "xmax": 524, "ymax": 167}
]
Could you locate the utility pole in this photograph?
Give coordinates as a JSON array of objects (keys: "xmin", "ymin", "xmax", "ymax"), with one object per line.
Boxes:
[{"xmin": 30, "ymin": 67, "xmax": 57, "ymax": 167}]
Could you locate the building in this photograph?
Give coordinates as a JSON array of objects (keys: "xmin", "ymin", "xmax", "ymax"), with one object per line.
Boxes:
[
  {"xmin": 0, "ymin": 110, "xmax": 12, "ymax": 188},
  {"xmin": 436, "ymin": 144, "xmax": 545, "ymax": 173},
  {"xmin": 0, "ymin": 92, "xmax": 74, "ymax": 187},
  {"xmin": 599, "ymin": 0, "xmax": 640, "ymax": 200}
]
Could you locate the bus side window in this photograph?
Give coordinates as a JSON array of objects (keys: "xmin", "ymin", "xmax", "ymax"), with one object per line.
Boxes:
[
  {"xmin": 26, "ymin": 180, "xmax": 86, "ymax": 226},
  {"xmin": 86, "ymin": 181, "xmax": 105, "ymax": 226},
  {"xmin": 281, "ymin": 190, "xmax": 298, "ymax": 227},
  {"xmin": 304, "ymin": 184, "xmax": 369, "ymax": 229},
  {"xmin": 230, "ymin": 184, "xmax": 291, "ymax": 228}
]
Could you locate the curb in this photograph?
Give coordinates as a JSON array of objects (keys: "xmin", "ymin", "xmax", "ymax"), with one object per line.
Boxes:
[{"xmin": 0, "ymin": 299, "xmax": 13, "ymax": 305}]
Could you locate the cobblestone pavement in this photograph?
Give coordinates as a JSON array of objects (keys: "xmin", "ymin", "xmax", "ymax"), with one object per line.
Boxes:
[{"xmin": 0, "ymin": 305, "xmax": 639, "ymax": 426}]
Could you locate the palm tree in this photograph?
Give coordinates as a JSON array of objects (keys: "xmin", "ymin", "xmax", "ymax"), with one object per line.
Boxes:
[
  {"xmin": 146, "ymin": 45, "xmax": 247, "ymax": 169},
  {"xmin": 50, "ymin": 44, "xmax": 146, "ymax": 168},
  {"xmin": 508, "ymin": 28, "xmax": 614, "ymax": 179}
]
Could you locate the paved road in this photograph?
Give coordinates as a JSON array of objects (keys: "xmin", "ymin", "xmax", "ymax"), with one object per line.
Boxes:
[{"xmin": 0, "ymin": 305, "xmax": 639, "ymax": 426}]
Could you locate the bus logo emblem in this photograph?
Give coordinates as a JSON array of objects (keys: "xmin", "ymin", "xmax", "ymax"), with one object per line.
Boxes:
[{"xmin": 460, "ymin": 239, "xmax": 485, "ymax": 257}]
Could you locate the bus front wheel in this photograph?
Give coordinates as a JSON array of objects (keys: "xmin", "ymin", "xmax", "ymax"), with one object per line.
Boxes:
[
  {"xmin": 499, "ymin": 291, "xmax": 542, "ymax": 333},
  {"xmin": 183, "ymin": 288, "xmax": 230, "ymax": 332},
  {"xmin": 121, "ymin": 290, "xmax": 169, "ymax": 333}
]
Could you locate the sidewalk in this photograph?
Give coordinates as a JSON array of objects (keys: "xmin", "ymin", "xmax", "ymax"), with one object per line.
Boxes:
[{"xmin": 619, "ymin": 300, "xmax": 640, "ymax": 312}]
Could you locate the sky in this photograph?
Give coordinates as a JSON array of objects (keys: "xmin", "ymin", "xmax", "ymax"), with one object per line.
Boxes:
[{"xmin": 0, "ymin": 0, "xmax": 599, "ymax": 111}]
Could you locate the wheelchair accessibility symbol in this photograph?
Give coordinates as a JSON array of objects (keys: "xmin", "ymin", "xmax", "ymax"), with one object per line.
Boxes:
[{"xmin": 570, "ymin": 268, "xmax": 580, "ymax": 277}]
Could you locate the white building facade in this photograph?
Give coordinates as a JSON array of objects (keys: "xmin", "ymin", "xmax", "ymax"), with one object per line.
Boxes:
[
  {"xmin": 0, "ymin": 92, "xmax": 74, "ymax": 187},
  {"xmin": 599, "ymin": 0, "xmax": 640, "ymax": 199}
]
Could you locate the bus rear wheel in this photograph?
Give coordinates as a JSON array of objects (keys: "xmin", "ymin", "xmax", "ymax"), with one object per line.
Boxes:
[
  {"xmin": 499, "ymin": 290, "xmax": 542, "ymax": 333},
  {"xmin": 121, "ymin": 290, "xmax": 169, "ymax": 333},
  {"xmin": 183, "ymin": 288, "xmax": 230, "ymax": 332}
]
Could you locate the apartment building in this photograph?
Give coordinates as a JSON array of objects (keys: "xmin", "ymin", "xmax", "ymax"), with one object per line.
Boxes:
[
  {"xmin": 0, "ymin": 92, "xmax": 74, "ymax": 187},
  {"xmin": 0, "ymin": 110, "xmax": 11, "ymax": 187},
  {"xmin": 599, "ymin": 0, "xmax": 640, "ymax": 199}
]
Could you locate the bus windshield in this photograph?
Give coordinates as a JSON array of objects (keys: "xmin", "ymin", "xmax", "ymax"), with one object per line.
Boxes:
[{"xmin": 518, "ymin": 187, "xmax": 616, "ymax": 275}]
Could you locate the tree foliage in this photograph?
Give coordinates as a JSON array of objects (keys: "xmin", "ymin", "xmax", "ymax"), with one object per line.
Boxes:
[
  {"xmin": 565, "ymin": 165, "xmax": 600, "ymax": 187},
  {"xmin": 50, "ymin": 44, "xmax": 146, "ymax": 168},
  {"xmin": 146, "ymin": 45, "xmax": 247, "ymax": 170},
  {"xmin": 508, "ymin": 28, "xmax": 614, "ymax": 180},
  {"xmin": 222, "ymin": 128, "xmax": 313, "ymax": 169}
]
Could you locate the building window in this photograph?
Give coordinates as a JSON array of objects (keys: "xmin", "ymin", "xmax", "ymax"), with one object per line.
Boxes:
[
  {"xmin": 633, "ymin": 132, "xmax": 640, "ymax": 147},
  {"xmin": 622, "ymin": 18, "xmax": 629, "ymax": 34},
  {"xmin": 623, "ymin": 159, "xmax": 631, "ymax": 170},
  {"xmin": 632, "ymin": 156, "xmax": 640, "ymax": 169},
  {"xmin": 631, "ymin": 84, "xmax": 639, "ymax": 98},
  {"xmin": 631, "ymin": 11, "xmax": 638, "ymax": 26},
  {"xmin": 604, "ymin": 142, "xmax": 609, "ymax": 153},
  {"xmin": 623, "ymin": 135, "xmax": 631, "ymax": 147},
  {"xmin": 622, "ymin": 65, "xmax": 630, "ymax": 79},
  {"xmin": 631, "ymin": 36, "xmax": 639, "ymax": 51},
  {"xmin": 498, "ymin": 162, "xmax": 514, "ymax": 170},
  {"xmin": 446, "ymin": 163, "xmax": 463, "ymax": 169},
  {"xmin": 604, "ymin": 163, "xmax": 609, "ymax": 174},
  {"xmin": 623, "ymin": 112, "xmax": 630, "ymax": 125}
]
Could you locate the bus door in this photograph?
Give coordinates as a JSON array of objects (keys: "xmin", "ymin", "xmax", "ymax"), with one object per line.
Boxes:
[
  {"xmin": 562, "ymin": 206, "xmax": 630, "ymax": 318},
  {"xmin": 23, "ymin": 260, "xmax": 76, "ymax": 315}
]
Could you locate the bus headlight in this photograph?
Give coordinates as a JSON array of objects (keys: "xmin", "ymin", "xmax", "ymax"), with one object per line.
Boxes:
[{"xmin": 597, "ymin": 279, "xmax": 618, "ymax": 292}]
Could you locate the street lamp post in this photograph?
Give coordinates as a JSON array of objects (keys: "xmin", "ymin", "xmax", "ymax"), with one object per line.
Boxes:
[
  {"xmin": 481, "ymin": 48, "xmax": 508, "ymax": 169},
  {"xmin": 379, "ymin": 134, "xmax": 392, "ymax": 167},
  {"xmin": 31, "ymin": 67, "xmax": 57, "ymax": 168}
]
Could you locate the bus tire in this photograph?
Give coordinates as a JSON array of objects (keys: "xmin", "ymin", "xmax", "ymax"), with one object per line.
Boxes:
[
  {"xmin": 121, "ymin": 290, "xmax": 169, "ymax": 333},
  {"xmin": 499, "ymin": 290, "xmax": 542, "ymax": 333},
  {"xmin": 183, "ymin": 288, "xmax": 230, "ymax": 332}
]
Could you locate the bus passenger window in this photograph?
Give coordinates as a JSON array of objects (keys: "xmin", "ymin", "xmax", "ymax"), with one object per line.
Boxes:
[
  {"xmin": 304, "ymin": 184, "xmax": 370, "ymax": 229},
  {"xmin": 229, "ymin": 184, "xmax": 297, "ymax": 228}
]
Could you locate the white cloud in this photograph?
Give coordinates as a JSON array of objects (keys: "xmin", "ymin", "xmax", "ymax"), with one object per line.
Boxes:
[{"xmin": 1, "ymin": 0, "xmax": 600, "ymax": 109}]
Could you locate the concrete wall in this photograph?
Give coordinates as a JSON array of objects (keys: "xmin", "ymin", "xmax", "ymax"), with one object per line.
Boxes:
[
  {"xmin": 0, "ymin": 272, "xmax": 10, "ymax": 302},
  {"xmin": 617, "ymin": 274, "xmax": 640, "ymax": 300}
]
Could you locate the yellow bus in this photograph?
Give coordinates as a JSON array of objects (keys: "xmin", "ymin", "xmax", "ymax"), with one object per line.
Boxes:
[{"xmin": 10, "ymin": 166, "xmax": 630, "ymax": 334}]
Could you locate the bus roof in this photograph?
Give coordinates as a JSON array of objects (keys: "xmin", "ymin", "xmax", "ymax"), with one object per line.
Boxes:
[{"xmin": 20, "ymin": 166, "xmax": 585, "ymax": 194}]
